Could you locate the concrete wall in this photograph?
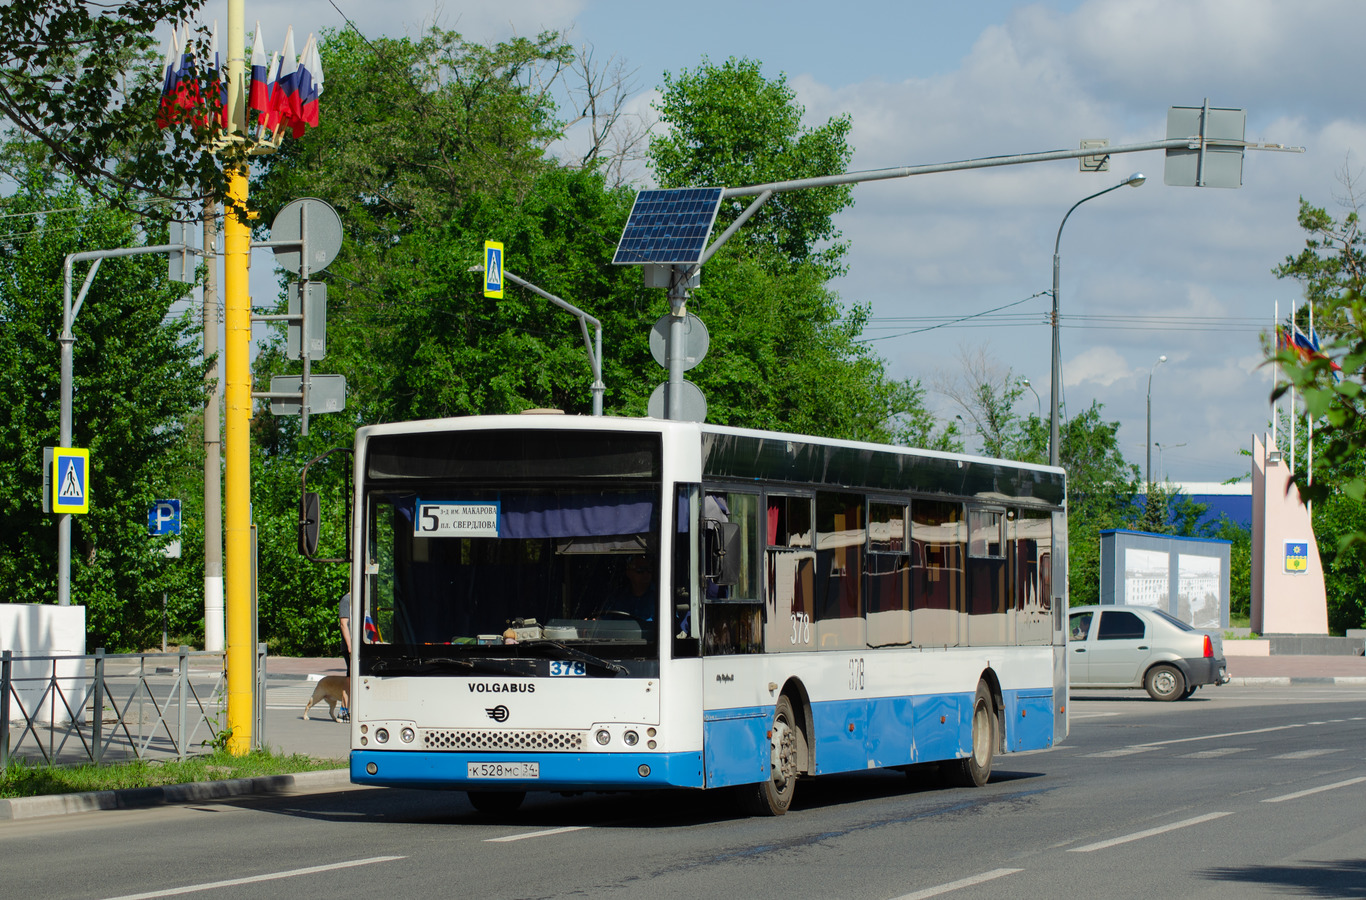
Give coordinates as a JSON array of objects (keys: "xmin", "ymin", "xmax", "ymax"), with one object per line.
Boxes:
[{"xmin": 0, "ymin": 604, "xmax": 87, "ymax": 724}]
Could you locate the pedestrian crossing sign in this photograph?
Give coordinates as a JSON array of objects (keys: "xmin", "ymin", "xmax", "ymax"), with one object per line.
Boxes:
[
  {"xmin": 484, "ymin": 240, "xmax": 504, "ymax": 298},
  {"xmin": 52, "ymin": 447, "xmax": 90, "ymax": 514}
]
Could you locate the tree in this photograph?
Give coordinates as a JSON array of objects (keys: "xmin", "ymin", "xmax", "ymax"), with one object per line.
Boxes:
[
  {"xmin": 0, "ymin": 177, "xmax": 208, "ymax": 650},
  {"xmin": 0, "ymin": 1, "xmax": 235, "ymax": 214},
  {"xmin": 650, "ymin": 57, "xmax": 853, "ymax": 278}
]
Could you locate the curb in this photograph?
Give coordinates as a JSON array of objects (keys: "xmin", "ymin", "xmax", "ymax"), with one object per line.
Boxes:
[{"xmin": 0, "ymin": 768, "xmax": 351, "ymax": 821}]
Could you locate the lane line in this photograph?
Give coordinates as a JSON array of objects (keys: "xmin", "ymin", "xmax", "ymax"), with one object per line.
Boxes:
[
  {"xmin": 1262, "ymin": 776, "xmax": 1366, "ymax": 804},
  {"xmin": 485, "ymin": 825, "xmax": 590, "ymax": 843},
  {"xmin": 890, "ymin": 868, "xmax": 1023, "ymax": 899},
  {"xmin": 1068, "ymin": 812, "xmax": 1232, "ymax": 852},
  {"xmin": 1082, "ymin": 748, "xmax": 1153, "ymax": 758},
  {"xmin": 1179, "ymin": 748, "xmax": 1251, "ymax": 759},
  {"xmin": 1270, "ymin": 749, "xmax": 1342, "ymax": 760},
  {"xmin": 100, "ymin": 856, "xmax": 405, "ymax": 900}
]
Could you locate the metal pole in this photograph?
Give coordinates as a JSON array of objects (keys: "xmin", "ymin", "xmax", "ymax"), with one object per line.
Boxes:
[
  {"xmin": 1049, "ymin": 174, "xmax": 1146, "ymax": 467},
  {"xmin": 1145, "ymin": 355, "xmax": 1166, "ymax": 486},
  {"xmin": 92, "ymin": 648, "xmax": 104, "ymax": 764},
  {"xmin": 2, "ymin": 650, "xmax": 11, "ymax": 769},
  {"xmin": 58, "ymin": 244, "xmax": 186, "ymax": 607},
  {"xmin": 667, "ymin": 273, "xmax": 687, "ymax": 420},
  {"xmin": 204, "ymin": 203, "xmax": 224, "ymax": 652},
  {"xmin": 223, "ymin": 0, "xmax": 253, "ymax": 754}
]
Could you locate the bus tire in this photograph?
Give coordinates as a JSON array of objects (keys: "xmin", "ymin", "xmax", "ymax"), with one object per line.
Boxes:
[
  {"xmin": 741, "ymin": 694, "xmax": 801, "ymax": 816},
  {"xmin": 950, "ymin": 681, "xmax": 996, "ymax": 788},
  {"xmin": 467, "ymin": 790, "xmax": 526, "ymax": 815}
]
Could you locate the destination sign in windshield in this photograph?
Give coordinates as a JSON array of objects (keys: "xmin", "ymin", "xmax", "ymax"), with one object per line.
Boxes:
[{"xmin": 415, "ymin": 501, "xmax": 499, "ymax": 537}]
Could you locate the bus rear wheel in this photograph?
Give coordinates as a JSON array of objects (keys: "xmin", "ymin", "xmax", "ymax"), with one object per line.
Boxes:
[
  {"xmin": 949, "ymin": 681, "xmax": 996, "ymax": 788},
  {"xmin": 741, "ymin": 694, "xmax": 801, "ymax": 816},
  {"xmin": 468, "ymin": 790, "xmax": 525, "ymax": 815}
]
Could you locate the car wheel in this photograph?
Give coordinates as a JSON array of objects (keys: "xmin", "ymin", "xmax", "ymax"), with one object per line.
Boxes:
[{"xmin": 1145, "ymin": 664, "xmax": 1186, "ymax": 702}]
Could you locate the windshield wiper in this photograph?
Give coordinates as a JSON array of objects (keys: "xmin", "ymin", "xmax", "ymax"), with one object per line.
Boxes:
[
  {"xmin": 369, "ymin": 655, "xmax": 472, "ymax": 675},
  {"xmin": 367, "ymin": 654, "xmax": 534, "ymax": 677},
  {"xmin": 519, "ymin": 640, "xmax": 627, "ymax": 675}
]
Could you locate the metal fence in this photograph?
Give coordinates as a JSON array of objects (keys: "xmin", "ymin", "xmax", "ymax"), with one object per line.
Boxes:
[{"xmin": 1, "ymin": 645, "xmax": 267, "ymax": 769}]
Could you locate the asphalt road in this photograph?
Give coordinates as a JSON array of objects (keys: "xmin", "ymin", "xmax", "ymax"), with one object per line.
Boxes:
[{"xmin": 3, "ymin": 682, "xmax": 1364, "ymax": 900}]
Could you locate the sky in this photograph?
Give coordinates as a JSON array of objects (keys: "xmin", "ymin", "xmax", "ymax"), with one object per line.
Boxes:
[{"xmin": 213, "ymin": 0, "xmax": 1366, "ymax": 485}]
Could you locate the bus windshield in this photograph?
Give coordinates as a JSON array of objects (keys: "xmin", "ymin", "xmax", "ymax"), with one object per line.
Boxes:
[{"xmin": 362, "ymin": 482, "xmax": 663, "ymax": 670}]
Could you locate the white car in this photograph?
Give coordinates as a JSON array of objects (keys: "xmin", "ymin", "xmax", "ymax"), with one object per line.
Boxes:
[{"xmin": 1068, "ymin": 604, "xmax": 1230, "ymax": 701}]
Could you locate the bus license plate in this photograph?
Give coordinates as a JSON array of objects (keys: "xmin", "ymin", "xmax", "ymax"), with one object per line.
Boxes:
[{"xmin": 467, "ymin": 762, "xmax": 539, "ymax": 779}]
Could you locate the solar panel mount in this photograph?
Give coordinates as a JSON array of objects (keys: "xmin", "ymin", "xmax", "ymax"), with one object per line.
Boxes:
[{"xmin": 612, "ymin": 187, "xmax": 724, "ymax": 266}]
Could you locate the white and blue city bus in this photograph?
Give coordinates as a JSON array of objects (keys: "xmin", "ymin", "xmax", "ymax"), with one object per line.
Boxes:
[{"xmin": 344, "ymin": 413, "xmax": 1068, "ymax": 815}]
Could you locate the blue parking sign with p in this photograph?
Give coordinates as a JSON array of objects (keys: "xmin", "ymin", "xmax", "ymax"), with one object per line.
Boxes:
[
  {"xmin": 484, "ymin": 241, "xmax": 504, "ymax": 298},
  {"xmin": 148, "ymin": 499, "xmax": 182, "ymax": 536},
  {"xmin": 52, "ymin": 447, "xmax": 90, "ymax": 514}
]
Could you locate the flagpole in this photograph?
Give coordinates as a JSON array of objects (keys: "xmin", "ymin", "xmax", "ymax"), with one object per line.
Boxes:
[
  {"xmin": 1308, "ymin": 300, "xmax": 1314, "ymax": 516},
  {"xmin": 1272, "ymin": 300, "xmax": 1278, "ymax": 450},
  {"xmin": 223, "ymin": 0, "xmax": 254, "ymax": 755},
  {"xmin": 1291, "ymin": 301, "xmax": 1299, "ymax": 475}
]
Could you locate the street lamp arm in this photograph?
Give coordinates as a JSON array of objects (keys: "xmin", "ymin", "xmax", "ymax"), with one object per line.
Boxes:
[{"xmin": 1054, "ymin": 182, "xmax": 1128, "ymax": 255}]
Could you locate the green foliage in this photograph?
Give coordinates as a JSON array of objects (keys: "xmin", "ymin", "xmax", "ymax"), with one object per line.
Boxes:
[
  {"xmin": 649, "ymin": 57, "xmax": 853, "ymax": 278},
  {"xmin": 0, "ymin": 1, "xmax": 237, "ymax": 214},
  {"xmin": 0, "ymin": 180, "xmax": 208, "ymax": 650}
]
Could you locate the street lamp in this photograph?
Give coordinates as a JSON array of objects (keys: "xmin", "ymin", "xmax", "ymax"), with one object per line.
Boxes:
[
  {"xmin": 1049, "ymin": 172, "xmax": 1146, "ymax": 467},
  {"xmin": 1146, "ymin": 354, "xmax": 1167, "ymax": 486},
  {"xmin": 1021, "ymin": 377, "xmax": 1042, "ymax": 418},
  {"xmin": 1154, "ymin": 441, "xmax": 1186, "ymax": 482}
]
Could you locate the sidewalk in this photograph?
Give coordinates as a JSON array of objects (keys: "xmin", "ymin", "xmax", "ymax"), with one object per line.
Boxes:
[{"xmin": 1225, "ymin": 653, "xmax": 1366, "ymax": 683}]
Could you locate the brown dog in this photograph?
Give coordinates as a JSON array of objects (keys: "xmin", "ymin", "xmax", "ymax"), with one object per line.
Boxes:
[{"xmin": 303, "ymin": 674, "xmax": 350, "ymax": 721}]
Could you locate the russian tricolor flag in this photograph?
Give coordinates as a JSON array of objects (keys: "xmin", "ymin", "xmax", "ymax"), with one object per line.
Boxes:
[
  {"xmin": 296, "ymin": 34, "xmax": 323, "ymax": 135},
  {"xmin": 272, "ymin": 27, "xmax": 302, "ymax": 136},
  {"xmin": 249, "ymin": 24, "xmax": 270, "ymax": 124},
  {"xmin": 155, "ymin": 29, "xmax": 179, "ymax": 128}
]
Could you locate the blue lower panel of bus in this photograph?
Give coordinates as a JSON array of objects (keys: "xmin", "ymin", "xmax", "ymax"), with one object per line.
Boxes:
[
  {"xmin": 350, "ymin": 749, "xmax": 705, "ymax": 791},
  {"xmin": 1003, "ymin": 689, "xmax": 1055, "ymax": 751},
  {"xmin": 805, "ymin": 688, "xmax": 1056, "ymax": 777}
]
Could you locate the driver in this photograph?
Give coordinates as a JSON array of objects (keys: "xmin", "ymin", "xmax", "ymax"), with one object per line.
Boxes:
[{"xmin": 604, "ymin": 555, "xmax": 657, "ymax": 621}]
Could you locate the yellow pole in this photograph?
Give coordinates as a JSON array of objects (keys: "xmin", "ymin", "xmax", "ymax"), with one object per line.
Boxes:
[{"xmin": 223, "ymin": 0, "xmax": 253, "ymax": 754}]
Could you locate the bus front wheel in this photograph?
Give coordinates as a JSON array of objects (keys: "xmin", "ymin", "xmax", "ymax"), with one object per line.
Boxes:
[
  {"xmin": 950, "ymin": 681, "xmax": 996, "ymax": 788},
  {"xmin": 741, "ymin": 694, "xmax": 802, "ymax": 816}
]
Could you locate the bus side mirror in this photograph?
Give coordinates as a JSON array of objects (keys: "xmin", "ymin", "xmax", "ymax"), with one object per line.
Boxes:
[
  {"xmin": 299, "ymin": 491, "xmax": 321, "ymax": 556},
  {"xmin": 704, "ymin": 520, "xmax": 742, "ymax": 585}
]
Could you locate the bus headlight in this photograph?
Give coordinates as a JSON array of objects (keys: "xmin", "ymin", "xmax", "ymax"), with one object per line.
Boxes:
[
  {"xmin": 376, "ymin": 728, "xmax": 390, "ymax": 743},
  {"xmin": 400, "ymin": 727, "xmax": 415, "ymax": 743},
  {"xmin": 623, "ymin": 730, "xmax": 639, "ymax": 746},
  {"xmin": 595, "ymin": 729, "xmax": 611, "ymax": 746}
]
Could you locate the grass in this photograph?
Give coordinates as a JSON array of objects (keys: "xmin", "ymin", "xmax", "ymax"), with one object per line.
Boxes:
[{"xmin": 0, "ymin": 749, "xmax": 344, "ymax": 800}]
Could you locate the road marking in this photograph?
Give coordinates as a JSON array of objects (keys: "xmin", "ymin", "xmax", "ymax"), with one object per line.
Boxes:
[
  {"xmin": 1082, "ymin": 747, "xmax": 1153, "ymax": 758},
  {"xmin": 1179, "ymin": 748, "xmax": 1251, "ymax": 759},
  {"xmin": 485, "ymin": 825, "xmax": 589, "ymax": 843},
  {"xmin": 99, "ymin": 856, "xmax": 404, "ymax": 899},
  {"xmin": 890, "ymin": 868, "xmax": 1023, "ymax": 899},
  {"xmin": 1262, "ymin": 776, "xmax": 1366, "ymax": 803},
  {"xmin": 1068, "ymin": 812, "xmax": 1233, "ymax": 852},
  {"xmin": 1068, "ymin": 711, "xmax": 1120, "ymax": 720},
  {"xmin": 1270, "ymin": 749, "xmax": 1341, "ymax": 760}
]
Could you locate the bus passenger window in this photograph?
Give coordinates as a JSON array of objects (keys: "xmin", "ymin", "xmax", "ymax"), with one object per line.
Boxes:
[
  {"xmin": 912, "ymin": 499, "xmax": 964, "ymax": 647},
  {"xmin": 867, "ymin": 500, "xmax": 910, "ymax": 648}
]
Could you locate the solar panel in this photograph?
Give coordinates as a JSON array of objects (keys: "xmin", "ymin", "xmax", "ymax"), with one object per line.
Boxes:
[{"xmin": 612, "ymin": 187, "xmax": 724, "ymax": 265}]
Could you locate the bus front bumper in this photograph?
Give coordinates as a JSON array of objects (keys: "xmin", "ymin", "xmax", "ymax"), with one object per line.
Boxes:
[{"xmin": 350, "ymin": 749, "xmax": 705, "ymax": 791}]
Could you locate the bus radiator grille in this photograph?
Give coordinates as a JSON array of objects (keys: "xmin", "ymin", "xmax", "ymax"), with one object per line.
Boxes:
[{"xmin": 423, "ymin": 729, "xmax": 586, "ymax": 751}]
